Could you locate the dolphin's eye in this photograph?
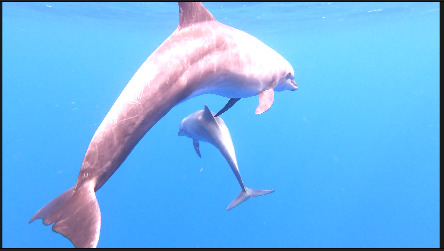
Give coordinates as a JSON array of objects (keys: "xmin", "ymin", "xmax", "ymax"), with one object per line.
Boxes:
[{"xmin": 287, "ymin": 72, "xmax": 292, "ymax": 78}]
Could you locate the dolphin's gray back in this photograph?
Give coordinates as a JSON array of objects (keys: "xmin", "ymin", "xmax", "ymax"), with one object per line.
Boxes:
[{"xmin": 184, "ymin": 106, "xmax": 243, "ymax": 188}]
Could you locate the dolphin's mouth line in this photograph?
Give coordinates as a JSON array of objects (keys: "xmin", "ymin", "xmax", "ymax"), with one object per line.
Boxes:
[{"xmin": 291, "ymin": 79, "xmax": 298, "ymax": 90}]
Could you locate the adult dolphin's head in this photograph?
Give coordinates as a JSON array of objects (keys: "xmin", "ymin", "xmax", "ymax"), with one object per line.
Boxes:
[{"xmin": 274, "ymin": 65, "xmax": 298, "ymax": 92}]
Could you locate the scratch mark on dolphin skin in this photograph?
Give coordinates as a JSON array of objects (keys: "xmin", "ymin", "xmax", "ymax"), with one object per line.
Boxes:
[{"xmin": 116, "ymin": 115, "xmax": 140, "ymax": 125}]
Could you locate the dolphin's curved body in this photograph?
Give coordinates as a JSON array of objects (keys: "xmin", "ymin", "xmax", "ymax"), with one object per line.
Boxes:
[
  {"xmin": 179, "ymin": 105, "xmax": 274, "ymax": 210},
  {"xmin": 29, "ymin": 2, "xmax": 297, "ymax": 248}
]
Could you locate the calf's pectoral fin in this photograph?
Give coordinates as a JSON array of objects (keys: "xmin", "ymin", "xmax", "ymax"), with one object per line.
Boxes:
[
  {"xmin": 193, "ymin": 139, "xmax": 201, "ymax": 158},
  {"xmin": 255, "ymin": 89, "xmax": 274, "ymax": 114}
]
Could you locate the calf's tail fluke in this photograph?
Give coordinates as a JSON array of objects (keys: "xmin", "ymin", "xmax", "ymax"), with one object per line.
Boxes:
[
  {"xmin": 227, "ymin": 187, "xmax": 274, "ymax": 210},
  {"xmin": 29, "ymin": 182, "xmax": 101, "ymax": 248}
]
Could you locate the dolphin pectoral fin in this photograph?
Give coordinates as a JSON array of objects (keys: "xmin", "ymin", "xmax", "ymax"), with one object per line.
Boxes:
[
  {"xmin": 226, "ymin": 187, "xmax": 274, "ymax": 210},
  {"xmin": 193, "ymin": 139, "xmax": 201, "ymax": 158},
  {"xmin": 29, "ymin": 182, "xmax": 101, "ymax": 248},
  {"xmin": 255, "ymin": 89, "xmax": 274, "ymax": 114},
  {"xmin": 215, "ymin": 98, "xmax": 241, "ymax": 117}
]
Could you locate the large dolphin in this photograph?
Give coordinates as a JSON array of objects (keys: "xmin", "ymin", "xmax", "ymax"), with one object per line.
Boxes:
[
  {"xmin": 29, "ymin": 2, "xmax": 298, "ymax": 248},
  {"xmin": 178, "ymin": 105, "xmax": 274, "ymax": 210}
]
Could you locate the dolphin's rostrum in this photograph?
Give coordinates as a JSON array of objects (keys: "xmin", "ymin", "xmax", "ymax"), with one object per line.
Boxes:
[
  {"xmin": 29, "ymin": 2, "xmax": 297, "ymax": 248},
  {"xmin": 179, "ymin": 105, "xmax": 274, "ymax": 210}
]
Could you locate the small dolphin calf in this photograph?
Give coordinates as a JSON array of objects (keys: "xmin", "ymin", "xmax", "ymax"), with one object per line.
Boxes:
[{"xmin": 179, "ymin": 105, "xmax": 274, "ymax": 210}]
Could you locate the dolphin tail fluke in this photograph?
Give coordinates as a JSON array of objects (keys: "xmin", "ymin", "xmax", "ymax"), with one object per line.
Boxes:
[
  {"xmin": 29, "ymin": 182, "xmax": 101, "ymax": 248},
  {"xmin": 226, "ymin": 187, "xmax": 274, "ymax": 210}
]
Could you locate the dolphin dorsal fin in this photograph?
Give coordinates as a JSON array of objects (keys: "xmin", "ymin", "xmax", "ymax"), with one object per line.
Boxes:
[
  {"xmin": 202, "ymin": 105, "xmax": 218, "ymax": 125},
  {"xmin": 178, "ymin": 2, "xmax": 216, "ymax": 30}
]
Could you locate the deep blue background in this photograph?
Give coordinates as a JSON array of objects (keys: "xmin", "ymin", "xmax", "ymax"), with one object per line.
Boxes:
[{"xmin": 2, "ymin": 2, "xmax": 439, "ymax": 248}]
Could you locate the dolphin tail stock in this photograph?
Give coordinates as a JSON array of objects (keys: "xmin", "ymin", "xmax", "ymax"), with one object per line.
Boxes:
[
  {"xmin": 226, "ymin": 187, "xmax": 274, "ymax": 210},
  {"xmin": 29, "ymin": 182, "xmax": 101, "ymax": 248}
]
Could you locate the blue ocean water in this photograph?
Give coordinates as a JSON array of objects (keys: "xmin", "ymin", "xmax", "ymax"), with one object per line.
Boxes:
[{"xmin": 2, "ymin": 2, "xmax": 439, "ymax": 248}]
